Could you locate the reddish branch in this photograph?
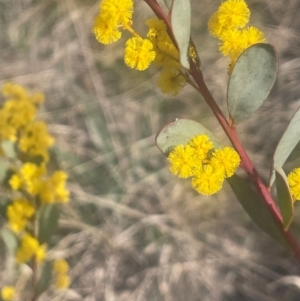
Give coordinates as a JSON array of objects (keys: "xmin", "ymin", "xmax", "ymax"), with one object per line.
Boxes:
[{"xmin": 143, "ymin": 0, "xmax": 300, "ymax": 262}]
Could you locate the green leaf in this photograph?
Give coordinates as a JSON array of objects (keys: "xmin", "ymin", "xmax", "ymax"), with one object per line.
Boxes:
[
  {"xmin": 0, "ymin": 159, "xmax": 9, "ymax": 183},
  {"xmin": 38, "ymin": 204, "xmax": 60, "ymax": 244},
  {"xmin": 1, "ymin": 228, "xmax": 18, "ymax": 253},
  {"xmin": 155, "ymin": 118, "xmax": 219, "ymax": 156},
  {"xmin": 171, "ymin": 0, "xmax": 191, "ymax": 69},
  {"xmin": 275, "ymin": 167, "xmax": 294, "ymax": 230},
  {"xmin": 227, "ymin": 175, "xmax": 287, "ymax": 247},
  {"xmin": 37, "ymin": 260, "xmax": 53, "ymax": 294},
  {"xmin": 227, "ymin": 43, "xmax": 278, "ymax": 122},
  {"xmin": 1, "ymin": 140, "xmax": 16, "ymax": 159},
  {"xmin": 270, "ymin": 106, "xmax": 300, "ymax": 186},
  {"xmin": 0, "ymin": 199, "xmax": 9, "ymax": 218}
]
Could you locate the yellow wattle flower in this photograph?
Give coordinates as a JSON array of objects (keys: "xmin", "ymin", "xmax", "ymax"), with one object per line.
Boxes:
[
  {"xmin": 217, "ymin": 0, "xmax": 250, "ymax": 29},
  {"xmin": 7, "ymin": 198, "xmax": 35, "ymax": 233},
  {"xmin": 55, "ymin": 274, "xmax": 70, "ymax": 289},
  {"xmin": 35, "ymin": 244, "xmax": 46, "ymax": 262},
  {"xmin": 287, "ymin": 167, "xmax": 300, "ymax": 201},
  {"xmin": 219, "ymin": 28, "xmax": 244, "ymax": 59},
  {"xmin": 158, "ymin": 68, "xmax": 186, "ymax": 96},
  {"xmin": 2, "ymin": 82, "xmax": 28, "ymax": 99},
  {"xmin": 15, "ymin": 162, "xmax": 46, "ymax": 195},
  {"xmin": 1, "ymin": 286, "xmax": 15, "ymax": 301},
  {"xmin": 210, "ymin": 146, "xmax": 241, "ymax": 178},
  {"xmin": 146, "ymin": 18, "xmax": 180, "ymax": 69},
  {"xmin": 192, "ymin": 164, "xmax": 225, "ymax": 195},
  {"xmin": 146, "ymin": 18, "xmax": 167, "ymax": 40},
  {"xmin": 53, "ymin": 259, "xmax": 69, "ymax": 274},
  {"xmin": 168, "ymin": 145, "xmax": 196, "ymax": 178},
  {"xmin": 53, "ymin": 259, "xmax": 70, "ymax": 289},
  {"xmin": 38, "ymin": 170, "xmax": 69, "ymax": 204},
  {"xmin": 100, "ymin": 0, "xmax": 133, "ymax": 27},
  {"xmin": 19, "ymin": 121, "xmax": 55, "ymax": 162},
  {"xmin": 93, "ymin": 15, "xmax": 121, "ymax": 45},
  {"xmin": 15, "ymin": 234, "xmax": 40, "ymax": 264},
  {"xmin": 9, "ymin": 174, "xmax": 23, "ymax": 190},
  {"xmin": 241, "ymin": 26, "xmax": 266, "ymax": 48},
  {"xmin": 208, "ymin": 12, "xmax": 225, "ymax": 38},
  {"xmin": 188, "ymin": 134, "xmax": 214, "ymax": 162},
  {"xmin": 124, "ymin": 37, "xmax": 156, "ymax": 71}
]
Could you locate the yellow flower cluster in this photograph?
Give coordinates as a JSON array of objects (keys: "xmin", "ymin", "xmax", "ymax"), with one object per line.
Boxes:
[
  {"xmin": 287, "ymin": 167, "xmax": 300, "ymax": 201},
  {"xmin": 7, "ymin": 198, "xmax": 35, "ymax": 233},
  {"xmin": 53, "ymin": 259, "xmax": 70, "ymax": 289},
  {"xmin": 0, "ymin": 83, "xmax": 44, "ymax": 143},
  {"xmin": 15, "ymin": 234, "xmax": 46, "ymax": 264},
  {"xmin": 19, "ymin": 121, "xmax": 54, "ymax": 162},
  {"xmin": 0, "ymin": 83, "xmax": 69, "ymax": 269},
  {"xmin": 0, "ymin": 83, "xmax": 52, "ymax": 161},
  {"xmin": 146, "ymin": 18, "xmax": 187, "ymax": 96},
  {"xmin": 93, "ymin": 0, "xmax": 155, "ymax": 71},
  {"xmin": 208, "ymin": 0, "xmax": 266, "ymax": 70},
  {"xmin": 93, "ymin": 1, "xmax": 192, "ymax": 96},
  {"xmin": 10, "ymin": 163, "xmax": 69, "ymax": 204},
  {"xmin": 168, "ymin": 134, "xmax": 240, "ymax": 195},
  {"xmin": 1, "ymin": 286, "xmax": 15, "ymax": 301}
]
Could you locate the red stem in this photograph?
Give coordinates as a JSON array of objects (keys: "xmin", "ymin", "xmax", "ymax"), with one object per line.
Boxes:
[{"xmin": 143, "ymin": 0, "xmax": 300, "ymax": 261}]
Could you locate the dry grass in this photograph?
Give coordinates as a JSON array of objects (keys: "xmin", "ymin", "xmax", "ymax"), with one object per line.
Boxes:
[{"xmin": 1, "ymin": 0, "xmax": 300, "ymax": 300}]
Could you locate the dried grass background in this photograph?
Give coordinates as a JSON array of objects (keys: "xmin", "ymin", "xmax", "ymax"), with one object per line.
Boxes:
[{"xmin": 1, "ymin": 0, "xmax": 300, "ymax": 300}]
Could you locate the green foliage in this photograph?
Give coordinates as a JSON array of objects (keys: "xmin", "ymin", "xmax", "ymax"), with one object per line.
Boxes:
[
  {"xmin": 38, "ymin": 204, "xmax": 60, "ymax": 245},
  {"xmin": 275, "ymin": 167, "xmax": 294, "ymax": 230},
  {"xmin": 227, "ymin": 43, "xmax": 278, "ymax": 122},
  {"xmin": 155, "ymin": 118, "xmax": 219, "ymax": 155},
  {"xmin": 1, "ymin": 228, "xmax": 18, "ymax": 253},
  {"xmin": 1, "ymin": 141, "xmax": 16, "ymax": 159},
  {"xmin": 170, "ymin": 0, "xmax": 191, "ymax": 69},
  {"xmin": 0, "ymin": 199, "xmax": 9, "ymax": 218},
  {"xmin": 227, "ymin": 175, "xmax": 287, "ymax": 246},
  {"xmin": 37, "ymin": 260, "xmax": 53, "ymax": 295},
  {"xmin": 0, "ymin": 159, "xmax": 9, "ymax": 183},
  {"xmin": 270, "ymin": 106, "xmax": 300, "ymax": 186}
]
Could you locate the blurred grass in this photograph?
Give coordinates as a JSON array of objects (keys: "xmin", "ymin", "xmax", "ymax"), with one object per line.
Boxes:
[{"xmin": 1, "ymin": 0, "xmax": 300, "ymax": 300}]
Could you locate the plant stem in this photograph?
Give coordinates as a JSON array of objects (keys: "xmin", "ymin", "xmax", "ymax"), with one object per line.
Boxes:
[
  {"xmin": 143, "ymin": 0, "xmax": 300, "ymax": 262},
  {"xmin": 31, "ymin": 255, "xmax": 38, "ymax": 301},
  {"xmin": 31, "ymin": 199, "xmax": 39, "ymax": 301}
]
